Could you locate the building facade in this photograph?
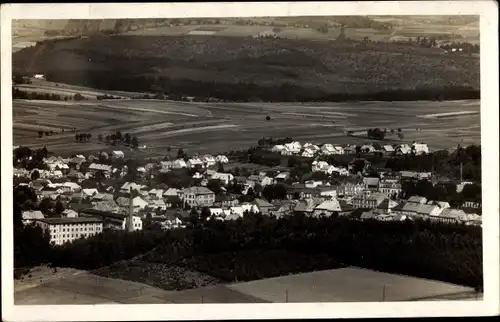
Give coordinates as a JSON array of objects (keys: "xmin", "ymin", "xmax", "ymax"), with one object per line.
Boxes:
[{"xmin": 35, "ymin": 217, "xmax": 103, "ymax": 246}]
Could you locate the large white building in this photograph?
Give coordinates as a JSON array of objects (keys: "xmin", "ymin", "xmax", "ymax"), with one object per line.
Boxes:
[
  {"xmin": 180, "ymin": 186, "xmax": 215, "ymax": 207},
  {"xmin": 35, "ymin": 217, "xmax": 103, "ymax": 246}
]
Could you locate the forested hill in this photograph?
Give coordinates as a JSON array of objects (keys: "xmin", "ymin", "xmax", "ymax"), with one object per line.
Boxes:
[{"xmin": 13, "ymin": 35, "xmax": 479, "ymax": 102}]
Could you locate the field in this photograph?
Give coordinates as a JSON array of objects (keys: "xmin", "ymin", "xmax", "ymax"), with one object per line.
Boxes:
[
  {"xmin": 12, "ymin": 16, "xmax": 478, "ymax": 46},
  {"xmin": 13, "ymin": 95, "xmax": 480, "ymax": 157},
  {"xmin": 14, "ymin": 266, "xmax": 481, "ymax": 304}
]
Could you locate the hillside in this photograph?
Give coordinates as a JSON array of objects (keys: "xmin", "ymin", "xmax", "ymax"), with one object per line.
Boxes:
[{"xmin": 13, "ymin": 35, "xmax": 479, "ymax": 101}]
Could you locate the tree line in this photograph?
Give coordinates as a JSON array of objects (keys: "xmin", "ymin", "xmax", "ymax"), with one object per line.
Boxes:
[
  {"xmin": 13, "ymin": 88, "xmax": 86, "ymax": 101},
  {"xmin": 97, "ymin": 131, "xmax": 139, "ymax": 148},
  {"xmin": 43, "ymin": 71, "xmax": 480, "ymax": 103},
  {"xmin": 37, "ymin": 213, "xmax": 482, "ymax": 289}
]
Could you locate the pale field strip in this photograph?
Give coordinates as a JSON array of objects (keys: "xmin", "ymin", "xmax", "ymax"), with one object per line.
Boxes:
[
  {"xmin": 140, "ymin": 124, "xmax": 240, "ymax": 140},
  {"xmin": 282, "ymin": 112, "xmax": 349, "ymax": 119},
  {"xmin": 95, "ymin": 103, "xmax": 200, "ymax": 117},
  {"xmin": 419, "ymin": 111, "xmax": 480, "ymax": 119}
]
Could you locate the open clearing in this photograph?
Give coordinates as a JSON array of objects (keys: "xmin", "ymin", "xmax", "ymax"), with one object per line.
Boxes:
[
  {"xmin": 13, "ymin": 97, "xmax": 480, "ymax": 157},
  {"xmin": 15, "ymin": 266, "xmax": 480, "ymax": 304}
]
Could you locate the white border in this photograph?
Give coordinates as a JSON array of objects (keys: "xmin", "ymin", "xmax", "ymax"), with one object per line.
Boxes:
[{"xmin": 1, "ymin": 1, "xmax": 499, "ymax": 320}]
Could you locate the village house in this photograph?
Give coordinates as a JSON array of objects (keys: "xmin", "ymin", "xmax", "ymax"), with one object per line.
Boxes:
[
  {"xmin": 294, "ymin": 198, "xmax": 324, "ymax": 215},
  {"xmin": 375, "ymin": 198, "xmax": 399, "ymax": 214},
  {"xmin": 62, "ymin": 209, "xmax": 78, "ymax": 218},
  {"xmin": 253, "ymin": 198, "xmax": 274, "ymax": 215},
  {"xmin": 22, "ymin": 210, "xmax": 45, "ymax": 225},
  {"xmin": 396, "ymin": 144, "xmax": 412, "ymax": 155},
  {"xmin": 379, "ymin": 179, "xmax": 402, "ymax": 197},
  {"xmin": 286, "ymin": 184, "xmax": 320, "ymax": 200},
  {"xmin": 163, "ymin": 188, "xmax": 180, "ymax": 197},
  {"xmin": 396, "ymin": 202, "xmax": 443, "ymax": 219},
  {"xmin": 120, "ymin": 182, "xmax": 145, "ymax": 194},
  {"xmin": 112, "ymin": 151, "xmax": 125, "ymax": 159},
  {"xmin": 360, "ymin": 145, "xmax": 376, "ymax": 154},
  {"xmin": 187, "ymin": 157, "xmax": 204, "ymax": 169},
  {"xmin": 336, "ymin": 182, "xmax": 365, "ymax": 198},
  {"xmin": 116, "ymin": 196, "xmax": 148, "ymax": 214},
  {"xmin": 202, "ymin": 155, "xmax": 217, "ymax": 167},
  {"xmin": 214, "ymin": 194, "xmax": 240, "ymax": 208},
  {"xmin": 303, "ymin": 143, "xmax": 320, "ymax": 153},
  {"xmin": 171, "ymin": 159, "xmax": 188, "ymax": 169},
  {"xmin": 147, "ymin": 189, "xmax": 164, "ymax": 199},
  {"xmin": 317, "ymin": 186, "xmax": 338, "ymax": 199},
  {"xmin": 88, "ymin": 163, "xmax": 113, "ymax": 175},
  {"xmin": 79, "ymin": 208, "xmax": 142, "ymax": 231},
  {"xmin": 215, "ymin": 155, "xmax": 229, "ymax": 163},
  {"xmin": 274, "ymin": 172, "xmax": 290, "ymax": 184},
  {"xmin": 284, "ymin": 141, "xmax": 302, "ymax": 155},
  {"xmin": 35, "ymin": 217, "xmax": 103, "ymax": 246},
  {"xmin": 211, "ymin": 172, "xmax": 235, "ymax": 185},
  {"xmin": 351, "ymin": 191, "xmax": 386, "ymax": 209},
  {"xmin": 382, "ymin": 145, "xmax": 395, "ymax": 156},
  {"xmin": 412, "ymin": 142, "xmax": 430, "ymax": 155},
  {"xmin": 180, "ymin": 186, "xmax": 215, "ymax": 208},
  {"xmin": 271, "ymin": 145, "xmax": 286, "ymax": 154},
  {"xmin": 92, "ymin": 199, "xmax": 120, "ymax": 213},
  {"xmin": 313, "ymin": 199, "xmax": 342, "ymax": 217},
  {"xmin": 148, "ymin": 199, "xmax": 167, "ymax": 211},
  {"xmin": 301, "ymin": 147, "xmax": 316, "ymax": 158},
  {"xmin": 363, "ymin": 177, "xmax": 380, "ymax": 191},
  {"xmin": 408, "ymin": 196, "xmax": 428, "ymax": 204}
]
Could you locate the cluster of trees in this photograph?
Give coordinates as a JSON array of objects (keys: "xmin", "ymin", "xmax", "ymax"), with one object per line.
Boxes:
[
  {"xmin": 96, "ymin": 94, "xmax": 123, "ymax": 100},
  {"xmin": 385, "ymin": 145, "xmax": 481, "ymax": 182},
  {"xmin": 37, "ymin": 130, "xmax": 57, "ymax": 138},
  {"xmin": 401, "ymin": 179, "xmax": 481, "ymax": 206},
  {"xmin": 75, "ymin": 133, "xmax": 92, "ymax": 142},
  {"xmin": 12, "ymin": 88, "xmax": 86, "ymax": 101},
  {"xmin": 46, "ymin": 213, "xmax": 482, "ymax": 288},
  {"xmin": 13, "ymin": 146, "xmax": 48, "ymax": 170},
  {"xmin": 257, "ymin": 137, "xmax": 293, "ymax": 147},
  {"xmin": 98, "ymin": 131, "xmax": 139, "ymax": 148},
  {"xmin": 439, "ymin": 42, "xmax": 480, "ymax": 54},
  {"xmin": 366, "ymin": 128, "xmax": 387, "ymax": 140},
  {"xmin": 41, "ymin": 70, "xmax": 479, "ymax": 103},
  {"xmin": 262, "ymin": 184, "xmax": 288, "ymax": 201},
  {"xmin": 50, "ymin": 229, "xmax": 168, "ymax": 270}
]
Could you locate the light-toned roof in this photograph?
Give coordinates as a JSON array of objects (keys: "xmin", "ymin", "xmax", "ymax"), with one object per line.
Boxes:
[
  {"xmin": 182, "ymin": 186, "xmax": 214, "ymax": 195},
  {"xmin": 22, "ymin": 210, "xmax": 44, "ymax": 220}
]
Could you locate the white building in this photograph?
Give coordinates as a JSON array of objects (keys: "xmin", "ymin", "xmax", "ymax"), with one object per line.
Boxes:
[
  {"xmin": 112, "ymin": 151, "xmax": 125, "ymax": 159},
  {"xmin": 35, "ymin": 217, "xmax": 103, "ymax": 246},
  {"xmin": 180, "ymin": 187, "xmax": 215, "ymax": 207},
  {"xmin": 22, "ymin": 210, "xmax": 45, "ymax": 225},
  {"xmin": 211, "ymin": 172, "xmax": 235, "ymax": 185},
  {"xmin": 202, "ymin": 155, "xmax": 217, "ymax": 167},
  {"xmin": 412, "ymin": 142, "xmax": 429, "ymax": 155},
  {"xmin": 171, "ymin": 159, "xmax": 188, "ymax": 169},
  {"xmin": 187, "ymin": 158, "xmax": 204, "ymax": 168},
  {"xmin": 215, "ymin": 155, "xmax": 229, "ymax": 164}
]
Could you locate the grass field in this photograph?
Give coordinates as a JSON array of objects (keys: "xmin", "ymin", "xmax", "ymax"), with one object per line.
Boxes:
[
  {"xmin": 14, "ymin": 266, "xmax": 481, "ymax": 304},
  {"xmin": 12, "ymin": 96, "xmax": 480, "ymax": 157}
]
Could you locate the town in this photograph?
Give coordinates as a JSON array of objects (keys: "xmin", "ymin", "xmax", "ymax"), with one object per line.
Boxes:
[{"xmin": 14, "ymin": 135, "xmax": 482, "ymax": 247}]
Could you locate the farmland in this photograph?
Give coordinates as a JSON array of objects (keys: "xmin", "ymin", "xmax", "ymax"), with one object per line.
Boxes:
[
  {"xmin": 13, "ymin": 96, "xmax": 480, "ymax": 157},
  {"xmin": 15, "ymin": 266, "xmax": 481, "ymax": 304}
]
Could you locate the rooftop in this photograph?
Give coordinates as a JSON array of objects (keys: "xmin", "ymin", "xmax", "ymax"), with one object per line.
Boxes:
[{"xmin": 36, "ymin": 217, "xmax": 103, "ymax": 225}]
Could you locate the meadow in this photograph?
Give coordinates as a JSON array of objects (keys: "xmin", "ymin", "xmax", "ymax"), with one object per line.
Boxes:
[{"xmin": 13, "ymin": 97, "xmax": 480, "ymax": 157}]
